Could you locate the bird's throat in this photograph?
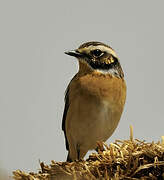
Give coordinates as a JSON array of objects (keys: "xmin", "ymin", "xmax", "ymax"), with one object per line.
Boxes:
[{"xmin": 78, "ymin": 60, "xmax": 124, "ymax": 78}]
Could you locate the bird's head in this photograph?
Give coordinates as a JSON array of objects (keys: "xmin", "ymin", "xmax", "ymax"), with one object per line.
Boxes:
[{"xmin": 65, "ymin": 41, "xmax": 124, "ymax": 78}]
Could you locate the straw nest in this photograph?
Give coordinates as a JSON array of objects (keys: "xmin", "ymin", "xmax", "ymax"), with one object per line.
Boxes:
[{"xmin": 13, "ymin": 127, "xmax": 164, "ymax": 180}]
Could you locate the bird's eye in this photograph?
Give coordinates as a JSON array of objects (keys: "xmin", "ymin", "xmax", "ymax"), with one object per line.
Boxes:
[{"xmin": 91, "ymin": 49, "xmax": 103, "ymax": 57}]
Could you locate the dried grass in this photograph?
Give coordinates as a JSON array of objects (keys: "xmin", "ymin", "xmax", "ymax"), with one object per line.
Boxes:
[{"xmin": 13, "ymin": 126, "xmax": 164, "ymax": 179}]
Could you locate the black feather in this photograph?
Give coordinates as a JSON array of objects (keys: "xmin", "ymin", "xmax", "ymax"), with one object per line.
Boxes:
[
  {"xmin": 62, "ymin": 75, "xmax": 77, "ymax": 151},
  {"xmin": 62, "ymin": 86, "xmax": 69, "ymax": 150}
]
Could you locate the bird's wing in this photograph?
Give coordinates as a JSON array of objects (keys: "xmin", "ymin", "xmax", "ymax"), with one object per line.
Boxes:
[
  {"xmin": 62, "ymin": 74, "xmax": 77, "ymax": 150},
  {"xmin": 62, "ymin": 85, "xmax": 70, "ymax": 150}
]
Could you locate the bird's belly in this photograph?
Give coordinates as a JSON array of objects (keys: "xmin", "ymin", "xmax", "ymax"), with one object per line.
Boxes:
[
  {"xmin": 66, "ymin": 75, "xmax": 126, "ymax": 151},
  {"xmin": 66, "ymin": 98, "xmax": 121, "ymax": 150}
]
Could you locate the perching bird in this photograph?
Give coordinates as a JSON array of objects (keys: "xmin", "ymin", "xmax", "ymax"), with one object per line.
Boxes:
[{"xmin": 62, "ymin": 41, "xmax": 126, "ymax": 162}]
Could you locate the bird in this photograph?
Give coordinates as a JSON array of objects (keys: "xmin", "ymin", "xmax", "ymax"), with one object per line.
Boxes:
[{"xmin": 62, "ymin": 41, "xmax": 126, "ymax": 162}]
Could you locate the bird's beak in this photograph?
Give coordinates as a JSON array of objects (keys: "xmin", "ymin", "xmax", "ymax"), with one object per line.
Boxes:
[{"xmin": 65, "ymin": 50, "xmax": 83, "ymax": 58}]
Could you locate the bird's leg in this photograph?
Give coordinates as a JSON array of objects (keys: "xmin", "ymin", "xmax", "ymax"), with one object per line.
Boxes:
[{"xmin": 96, "ymin": 141, "xmax": 105, "ymax": 153}]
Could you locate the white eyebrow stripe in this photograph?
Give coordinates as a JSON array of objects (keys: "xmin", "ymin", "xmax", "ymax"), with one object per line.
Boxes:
[{"xmin": 81, "ymin": 45, "xmax": 118, "ymax": 58}]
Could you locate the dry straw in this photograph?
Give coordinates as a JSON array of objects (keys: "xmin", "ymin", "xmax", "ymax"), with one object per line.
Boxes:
[{"xmin": 13, "ymin": 126, "xmax": 164, "ymax": 180}]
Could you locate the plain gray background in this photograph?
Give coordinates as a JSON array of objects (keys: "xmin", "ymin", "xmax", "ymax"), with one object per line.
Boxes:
[{"xmin": 0, "ymin": 0, "xmax": 164, "ymax": 175}]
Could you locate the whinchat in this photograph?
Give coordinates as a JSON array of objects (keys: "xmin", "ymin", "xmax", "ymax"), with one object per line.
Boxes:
[{"xmin": 62, "ymin": 41, "xmax": 126, "ymax": 162}]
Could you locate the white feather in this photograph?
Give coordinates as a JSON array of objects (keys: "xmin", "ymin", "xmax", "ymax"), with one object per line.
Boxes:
[{"xmin": 80, "ymin": 45, "xmax": 118, "ymax": 58}]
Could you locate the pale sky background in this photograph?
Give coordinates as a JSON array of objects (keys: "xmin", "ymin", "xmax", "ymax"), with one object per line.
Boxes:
[{"xmin": 0, "ymin": 0, "xmax": 164, "ymax": 175}]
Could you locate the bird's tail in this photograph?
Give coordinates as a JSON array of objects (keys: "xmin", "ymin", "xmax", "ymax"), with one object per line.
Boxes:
[{"xmin": 66, "ymin": 153, "xmax": 72, "ymax": 162}]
